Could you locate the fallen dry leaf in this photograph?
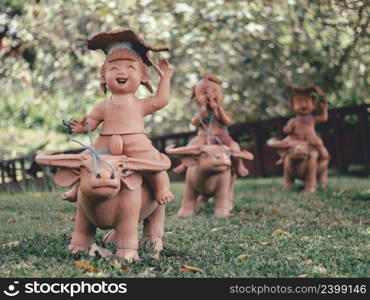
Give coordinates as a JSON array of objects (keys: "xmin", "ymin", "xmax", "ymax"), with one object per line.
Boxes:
[
  {"xmin": 88, "ymin": 243, "xmax": 112, "ymax": 258},
  {"xmin": 312, "ymin": 265, "xmax": 327, "ymax": 274},
  {"xmin": 110, "ymin": 260, "xmax": 122, "ymax": 269},
  {"xmin": 180, "ymin": 265, "xmax": 203, "ymax": 273},
  {"xmin": 2, "ymin": 241, "xmax": 19, "ymax": 248},
  {"xmin": 7, "ymin": 218, "xmax": 16, "ymax": 224},
  {"xmin": 298, "ymin": 274, "xmax": 308, "ymax": 278},
  {"xmin": 110, "ymin": 261, "xmax": 130, "ymax": 272},
  {"xmin": 238, "ymin": 244, "xmax": 245, "ymax": 249},
  {"xmin": 259, "ymin": 241, "xmax": 272, "ymax": 246},
  {"xmin": 270, "ymin": 209, "xmax": 280, "ymax": 215},
  {"xmin": 154, "ymin": 251, "xmax": 160, "ymax": 260},
  {"xmin": 32, "ymin": 192, "xmax": 44, "ymax": 197},
  {"xmin": 121, "ymin": 265, "xmax": 130, "ymax": 272},
  {"xmin": 74, "ymin": 261, "xmax": 97, "ymax": 273},
  {"xmin": 236, "ymin": 254, "xmax": 249, "ymax": 260},
  {"xmin": 271, "ymin": 228, "xmax": 290, "ymax": 236}
]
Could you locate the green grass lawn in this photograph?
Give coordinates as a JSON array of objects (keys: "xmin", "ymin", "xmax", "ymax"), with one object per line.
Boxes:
[{"xmin": 0, "ymin": 176, "xmax": 369, "ymax": 278}]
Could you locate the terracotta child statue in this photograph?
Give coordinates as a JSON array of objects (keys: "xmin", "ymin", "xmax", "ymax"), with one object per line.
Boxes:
[
  {"xmin": 64, "ymin": 28, "xmax": 174, "ymax": 205},
  {"xmin": 277, "ymin": 85, "xmax": 330, "ymax": 173},
  {"xmin": 173, "ymin": 74, "xmax": 249, "ymax": 177}
]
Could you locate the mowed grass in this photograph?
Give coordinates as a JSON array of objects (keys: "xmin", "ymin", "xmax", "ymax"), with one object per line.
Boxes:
[{"xmin": 0, "ymin": 175, "xmax": 369, "ymax": 278}]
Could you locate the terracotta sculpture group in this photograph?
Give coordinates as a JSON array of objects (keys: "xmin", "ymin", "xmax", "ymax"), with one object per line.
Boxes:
[{"xmin": 35, "ymin": 27, "xmax": 330, "ymax": 261}]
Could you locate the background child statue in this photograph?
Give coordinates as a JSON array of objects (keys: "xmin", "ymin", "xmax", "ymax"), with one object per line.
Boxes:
[
  {"xmin": 173, "ymin": 74, "xmax": 249, "ymax": 177},
  {"xmin": 275, "ymin": 85, "xmax": 330, "ymax": 180},
  {"xmin": 64, "ymin": 28, "xmax": 174, "ymax": 205}
]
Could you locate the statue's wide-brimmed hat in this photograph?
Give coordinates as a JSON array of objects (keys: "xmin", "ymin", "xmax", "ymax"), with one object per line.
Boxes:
[
  {"xmin": 87, "ymin": 28, "xmax": 170, "ymax": 66},
  {"xmin": 285, "ymin": 85, "xmax": 326, "ymax": 98}
]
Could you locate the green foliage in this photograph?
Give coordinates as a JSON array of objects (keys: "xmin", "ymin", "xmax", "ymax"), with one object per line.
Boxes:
[
  {"xmin": 0, "ymin": 176, "xmax": 369, "ymax": 277},
  {"xmin": 0, "ymin": 0, "xmax": 369, "ymax": 151}
]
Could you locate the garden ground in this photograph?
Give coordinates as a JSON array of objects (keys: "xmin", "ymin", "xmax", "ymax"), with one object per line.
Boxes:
[{"xmin": 0, "ymin": 175, "xmax": 369, "ymax": 277}]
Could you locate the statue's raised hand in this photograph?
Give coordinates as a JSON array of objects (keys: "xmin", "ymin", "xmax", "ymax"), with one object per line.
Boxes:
[
  {"xmin": 71, "ymin": 116, "xmax": 88, "ymax": 133},
  {"xmin": 153, "ymin": 58, "xmax": 174, "ymax": 79}
]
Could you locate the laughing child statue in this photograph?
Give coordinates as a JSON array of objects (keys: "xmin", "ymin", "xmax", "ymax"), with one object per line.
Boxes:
[{"xmin": 64, "ymin": 28, "xmax": 174, "ymax": 205}]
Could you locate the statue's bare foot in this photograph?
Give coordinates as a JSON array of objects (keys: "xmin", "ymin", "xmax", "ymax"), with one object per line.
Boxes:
[
  {"xmin": 173, "ymin": 164, "xmax": 186, "ymax": 174},
  {"xmin": 235, "ymin": 162, "xmax": 249, "ymax": 177},
  {"xmin": 156, "ymin": 189, "xmax": 174, "ymax": 205},
  {"xmin": 61, "ymin": 190, "xmax": 77, "ymax": 202},
  {"xmin": 276, "ymin": 158, "xmax": 284, "ymax": 165},
  {"xmin": 115, "ymin": 249, "xmax": 139, "ymax": 262}
]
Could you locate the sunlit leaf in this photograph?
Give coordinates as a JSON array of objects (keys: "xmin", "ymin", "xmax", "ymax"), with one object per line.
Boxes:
[
  {"xmin": 259, "ymin": 241, "xmax": 272, "ymax": 246},
  {"xmin": 32, "ymin": 192, "xmax": 44, "ymax": 197},
  {"xmin": 110, "ymin": 260, "xmax": 130, "ymax": 272},
  {"xmin": 236, "ymin": 254, "xmax": 249, "ymax": 260},
  {"xmin": 303, "ymin": 259, "xmax": 314, "ymax": 265},
  {"xmin": 238, "ymin": 244, "xmax": 245, "ymax": 249},
  {"xmin": 271, "ymin": 228, "xmax": 290, "ymax": 236},
  {"xmin": 2, "ymin": 241, "xmax": 20, "ymax": 248}
]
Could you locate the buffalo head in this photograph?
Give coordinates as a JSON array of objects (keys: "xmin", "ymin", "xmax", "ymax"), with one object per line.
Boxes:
[
  {"xmin": 165, "ymin": 144, "xmax": 253, "ymax": 173},
  {"xmin": 36, "ymin": 151, "xmax": 170, "ymax": 198},
  {"xmin": 267, "ymin": 138, "xmax": 316, "ymax": 161}
]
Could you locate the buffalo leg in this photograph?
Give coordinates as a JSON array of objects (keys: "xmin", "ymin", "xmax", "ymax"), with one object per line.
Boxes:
[
  {"xmin": 303, "ymin": 159, "xmax": 317, "ymax": 194},
  {"xmin": 141, "ymin": 204, "xmax": 165, "ymax": 253},
  {"xmin": 283, "ymin": 169, "xmax": 294, "ymax": 190},
  {"xmin": 228, "ymin": 178, "xmax": 235, "ymax": 212},
  {"xmin": 177, "ymin": 183, "xmax": 197, "ymax": 217},
  {"xmin": 318, "ymin": 158, "xmax": 329, "ymax": 187},
  {"xmin": 115, "ymin": 189, "xmax": 142, "ymax": 261},
  {"xmin": 69, "ymin": 201, "xmax": 96, "ymax": 253},
  {"xmin": 214, "ymin": 183, "xmax": 231, "ymax": 218}
]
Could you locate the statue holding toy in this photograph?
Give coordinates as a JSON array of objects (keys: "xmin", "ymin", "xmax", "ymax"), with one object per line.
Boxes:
[
  {"xmin": 65, "ymin": 28, "xmax": 174, "ymax": 206},
  {"xmin": 36, "ymin": 28, "xmax": 174, "ymax": 261},
  {"xmin": 173, "ymin": 74, "xmax": 251, "ymax": 178},
  {"xmin": 167, "ymin": 74, "xmax": 254, "ymax": 217}
]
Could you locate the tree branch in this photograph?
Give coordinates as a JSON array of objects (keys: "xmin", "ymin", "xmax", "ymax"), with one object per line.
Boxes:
[{"xmin": 323, "ymin": 5, "xmax": 369, "ymax": 90}]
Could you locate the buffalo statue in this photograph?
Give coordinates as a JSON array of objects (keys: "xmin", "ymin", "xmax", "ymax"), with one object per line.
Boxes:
[{"xmin": 166, "ymin": 144, "xmax": 253, "ymax": 218}]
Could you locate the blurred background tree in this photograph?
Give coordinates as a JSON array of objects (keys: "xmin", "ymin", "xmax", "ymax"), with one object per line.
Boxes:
[{"xmin": 0, "ymin": 0, "xmax": 369, "ymax": 158}]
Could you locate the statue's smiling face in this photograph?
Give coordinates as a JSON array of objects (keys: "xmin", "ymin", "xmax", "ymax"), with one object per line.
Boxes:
[
  {"xmin": 292, "ymin": 93, "xmax": 315, "ymax": 116},
  {"xmin": 105, "ymin": 59, "xmax": 142, "ymax": 94}
]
